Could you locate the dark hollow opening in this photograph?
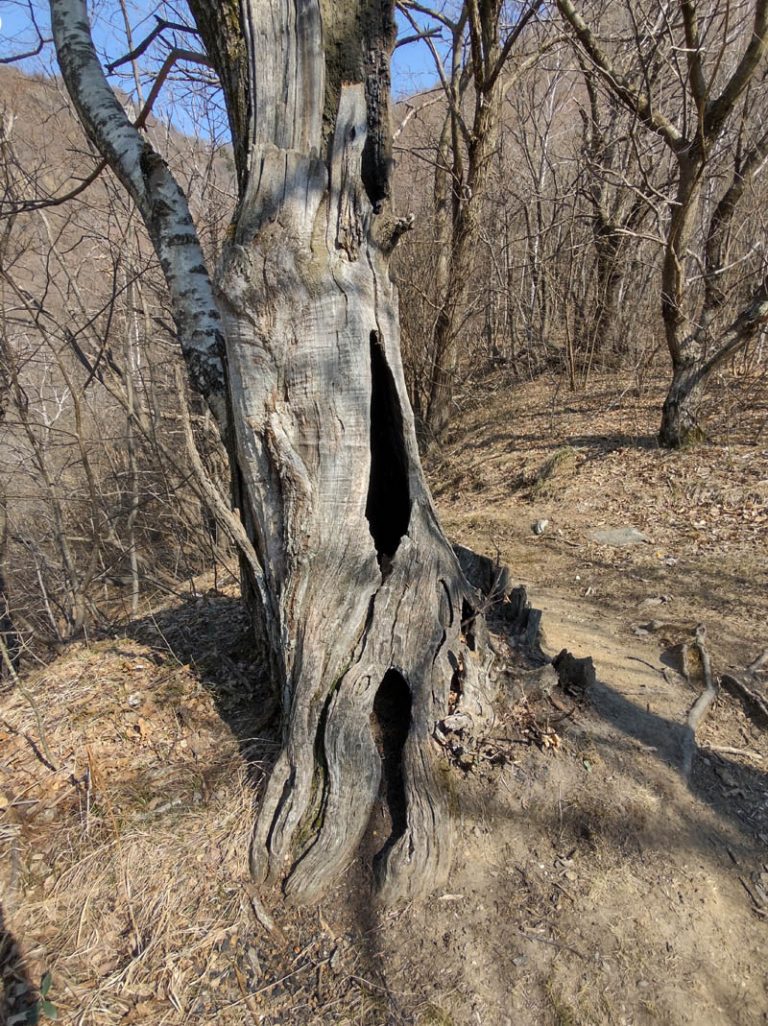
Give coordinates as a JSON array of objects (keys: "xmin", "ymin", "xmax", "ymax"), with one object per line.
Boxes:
[
  {"xmin": 365, "ymin": 332, "xmax": 411, "ymax": 566},
  {"xmin": 448, "ymin": 650, "xmax": 463, "ymax": 714},
  {"xmin": 461, "ymin": 599, "xmax": 477, "ymax": 652},
  {"xmin": 371, "ymin": 669, "xmax": 412, "ymax": 854}
]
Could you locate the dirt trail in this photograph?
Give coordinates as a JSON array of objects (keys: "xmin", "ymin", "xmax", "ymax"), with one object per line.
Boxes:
[
  {"xmin": 350, "ymin": 577, "xmax": 767, "ymax": 1026},
  {"xmin": 385, "ymin": 371, "xmax": 768, "ymax": 1025}
]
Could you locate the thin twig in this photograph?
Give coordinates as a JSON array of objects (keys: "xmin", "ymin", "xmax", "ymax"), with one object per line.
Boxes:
[
  {"xmin": 747, "ymin": 648, "xmax": 768, "ymax": 674},
  {"xmin": 0, "ymin": 635, "xmax": 57, "ymax": 769},
  {"xmin": 515, "ymin": 928, "xmax": 586, "ymax": 961}
]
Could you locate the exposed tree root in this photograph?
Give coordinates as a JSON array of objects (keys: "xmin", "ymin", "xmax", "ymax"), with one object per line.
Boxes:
[
  {"xmin": 681, "ymin": 625, "xmax": 718, "ymax": 780},
  {"xmin": 720, "ymin": 673, "xmax": 768, "ymax": 729}
]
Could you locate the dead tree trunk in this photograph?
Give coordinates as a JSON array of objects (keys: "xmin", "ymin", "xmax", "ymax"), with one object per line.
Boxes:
[{"xmin": 51, "ymin": 0, "xmax": 496, "ymax": 904}]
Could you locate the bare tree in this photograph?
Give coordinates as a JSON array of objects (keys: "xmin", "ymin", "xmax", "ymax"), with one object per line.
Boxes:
[
  {"xmin": 0, "ymin": 69, "xmax": 234, "ymax": 651},
  {"xmin": 397, "ymin": 0, "xmax": 548, "ymax": 439},
  {"xmin": 48, "ymin": 0, "xmax": 501, "ymax": 904},
  {"xmin": 556, "ymin": 0, "xmax": 768, "ymax": 446},
  {"xmin": 0, "ymin": 379, "xmax": 21, "ymax": 682}
]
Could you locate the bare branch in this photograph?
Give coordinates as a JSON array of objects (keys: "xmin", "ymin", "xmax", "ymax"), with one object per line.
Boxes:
[
  {"xmin": 680, "ymin": 0, "xmax": 708, "ymax": 117},
  {"xmin": 105, "ymin": 17, "xmax": 200, "ymax": 74},
  {"xmin": 395, "ymin": 28, "xmax": 442, "ymax": 50},
  {"xmin": 49, "ymin": 0, "xmax": 227, "ymax": 427},
  {"xmin": 3, "ymin": 47, "xmax": 213, "ymax": 217},
  {"xmin": 132, "ymin": 49, "xmax": 213, "ymax": 131},
  {"xmin": 555, "ymin": 0, "xmax": 686, "ymax": 152},
  {"xmin": 0, "ymin": 3, "xmax": 50, "ymax": 65},
  {"xmin": 397, "ymin": 1, "xmax": 459, "ymax": 33},
  {"xmin": 699, "ymin": 275, "xmax": 768, "ymax": 377},
  {"xmin": 486, "ymin": 0, "xmax": 546, "ymax": 95},
  {"xmin": 705, "ymin": 0, "xmax": 768, "ymax": 139}
]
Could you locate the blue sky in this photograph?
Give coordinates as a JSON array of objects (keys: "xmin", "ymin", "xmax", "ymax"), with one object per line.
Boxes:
[{"xmin": 1, "ymin": 1, "xmax": 443, "ymax": 131}]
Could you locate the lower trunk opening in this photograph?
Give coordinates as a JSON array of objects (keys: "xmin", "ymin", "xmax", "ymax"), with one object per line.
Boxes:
[
  {"xmin": 365, "ymin": 332, "xmax": 411, "ymax": 566},
  {"xmin": 371, "ymin": 668, "xmax": 412, "ymax": 858},
  {"xmin": 461, "ymin": 599, "xmax": 477, "ymax": 651}
]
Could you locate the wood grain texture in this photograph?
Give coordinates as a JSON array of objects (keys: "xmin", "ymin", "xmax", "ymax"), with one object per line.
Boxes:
[{"xmin": 215, "ymin": 19, "xmax": 495, "ymax": 899}]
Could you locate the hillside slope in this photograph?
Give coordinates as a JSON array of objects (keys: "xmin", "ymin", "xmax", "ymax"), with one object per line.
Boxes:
[{"xmin": 2, "ymin": 371, "xmax": 767, "ymax": 1026}]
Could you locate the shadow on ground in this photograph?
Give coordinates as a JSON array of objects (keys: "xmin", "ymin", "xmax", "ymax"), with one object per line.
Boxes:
[
  {"xmin": 588, "ymin": 677, "xmax": 768, "ymax": 847},
  {"xmin": 124, "ymin": 592, "xmax": 280, "ymax": 782},
  {"xmin": 116, "ymin": 588, "xmax": 765, "ymax": 1024},
  {"xmin": 1, "ymin": 904, "xmax": 37, "ymax": 1026},
  {"xmin": 124, "ymin": 589, "xmax": 766, "ymax": 884}
]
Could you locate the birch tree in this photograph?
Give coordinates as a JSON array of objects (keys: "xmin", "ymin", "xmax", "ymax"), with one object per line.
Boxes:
[{"xmin": 49, "ymin": 0, "xmax": 498, "ymax": 904}]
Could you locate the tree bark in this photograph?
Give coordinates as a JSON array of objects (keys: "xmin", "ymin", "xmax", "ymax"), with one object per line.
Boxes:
[
  {"xmin": 420, "ymin": 2, "xmax": 545, "ymax": 441},
  {"xmin": 219, "ymin": 74, "xmax": 496, "ymax": 904},
  {"xmin": 51, "ymin": 0, "xmax": 496, "ymax": 904},
  {"xmin": 659, "ymin": 276, "xmax": 768, "ymax": 447},
  {"xmin": 424, "ymin": 84, "xmax": 502, "ymax": 440},
  {"xmin": 658, "ymin": 364, "xmax": 707, "ymax": 448}
]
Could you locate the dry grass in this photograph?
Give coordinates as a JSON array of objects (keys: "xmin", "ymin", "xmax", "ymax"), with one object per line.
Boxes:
[
  {"xmin": 0, "ymin": 589, "xmax": 419, "ymax": 1026},
  {"xmin": 0, "ymin": 631, "xmax": 262, "ymax": 1024},
  {"xmin": 3, "ymin": 368, "xmax": 768, "ymax": 1026}
]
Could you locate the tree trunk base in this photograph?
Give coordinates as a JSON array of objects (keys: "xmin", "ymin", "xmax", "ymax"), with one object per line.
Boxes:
[
  {"xmin": 249, "ymin": 546, "xmax": 541, "ymax": 906},
  {"xmin": 658, "ymin": 366, "xmax": 707, "ymax": 448}
]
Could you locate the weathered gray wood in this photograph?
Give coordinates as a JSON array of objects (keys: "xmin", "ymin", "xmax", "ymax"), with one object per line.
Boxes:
[{"xmin": 51, "ymin": 0, "xmax": 495, "ymax": 905}]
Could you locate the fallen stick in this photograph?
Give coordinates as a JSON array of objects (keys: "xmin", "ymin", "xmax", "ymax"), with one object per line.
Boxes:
[
  {"xmin": 515, "ymin": 929, "xmax": 586, "ymax": 961},
  {"xmin": 245, "ymin": 884, "xmax": 285, "ymax": 940},
  {"xmin": 747, "ymin": 648, "xmax": 768, "ymax": 675},
  {"xmin": 703, "ymin": 744, "xmax": 764, "ymax": 762}
]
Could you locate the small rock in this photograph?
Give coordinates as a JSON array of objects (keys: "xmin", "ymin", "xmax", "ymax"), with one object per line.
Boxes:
[
  {"xmin": 532, "ymin": 519, "xmax": 549, "ymax": 535},
  {"xmin": 441, "ymin": 712, "xmax": 474, "ymax": 733},
  {"xmin": 589, "ymin": 527, "xmax": 650, "ymax": 547}
]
